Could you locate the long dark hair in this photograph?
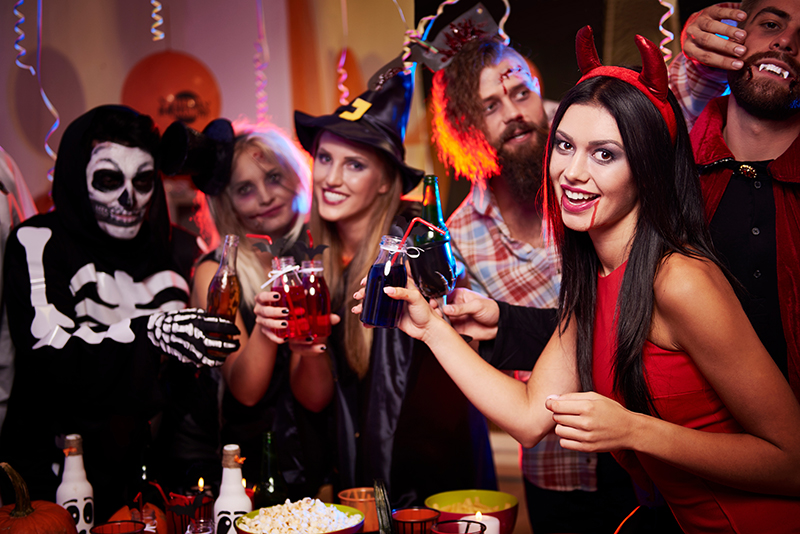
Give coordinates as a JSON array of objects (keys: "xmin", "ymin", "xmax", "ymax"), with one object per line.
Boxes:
[{"xmin": 543, "ymin": 75, "xmax": 721, "ymax": 415}]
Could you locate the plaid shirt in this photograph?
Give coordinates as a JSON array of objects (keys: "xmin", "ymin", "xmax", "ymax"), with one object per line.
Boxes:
[
  {"xmin": 668, "ymin": 51, "xmax": 730, "ymax": 131},
  {"xmin": 448, "ymin": 184, "xmax": 598, "ymax": 492}
]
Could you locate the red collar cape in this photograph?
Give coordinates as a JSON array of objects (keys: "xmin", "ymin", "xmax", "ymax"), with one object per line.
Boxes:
[{"xmin": 691, "ymin": 95, "xmax": 800, "ymax": 399}]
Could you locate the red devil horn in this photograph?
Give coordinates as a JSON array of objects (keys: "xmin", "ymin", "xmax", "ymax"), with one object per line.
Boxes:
[
  {"xmin": 635, "ymin": 34, "xmax": 669, "ymax": 103},
  {"xmin": 576, "ymin": 26, "xmax": 602, "ymax": 76}
]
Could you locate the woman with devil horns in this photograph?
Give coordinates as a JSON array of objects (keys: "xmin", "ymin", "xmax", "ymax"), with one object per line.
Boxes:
[{"xmin": 354, "ymin": 27, "xmax": 800, "ymax": 532}]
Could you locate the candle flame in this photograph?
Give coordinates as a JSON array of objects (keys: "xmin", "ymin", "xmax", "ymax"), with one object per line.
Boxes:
[
  {"xmin": 476, "ymin": 512, "xmax": 482, "ymax": 521},
  {"xmin": 242, "ymin": 478, "xmax": 247, "ymax": 488},
  {"xmin": 198, "ymin": 478, "xmax": 204, "ymax": 492}
]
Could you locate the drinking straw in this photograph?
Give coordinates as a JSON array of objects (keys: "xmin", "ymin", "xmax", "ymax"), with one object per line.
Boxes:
[
  {"xmin": 307, "ymin": 229, "xmax": 314, "ymax": 249},
  {"xmin": 246, "ymin": 233, "xmax": 273, "ymax": 244},
  {"xmin": 148, "ymin": 481, "xmax": 170, "ymax": 507},
  {"xmin": 391, "ymin": 217, "xmax": 445, "ymax": 265}
]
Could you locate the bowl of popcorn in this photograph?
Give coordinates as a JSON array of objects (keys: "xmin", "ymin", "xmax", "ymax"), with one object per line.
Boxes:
[
  {"xmin": 235, "ymin": 497, "xmax": 365, "ymax": 534},
  {"xmin": 424, "ymin": 490, "xmax": 518, "ymax": 534}
]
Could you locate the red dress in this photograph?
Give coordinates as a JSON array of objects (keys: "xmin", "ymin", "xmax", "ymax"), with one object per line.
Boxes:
[{"xmin": 592, "ymin": 262, "xmax": 800, "ymax": 533}]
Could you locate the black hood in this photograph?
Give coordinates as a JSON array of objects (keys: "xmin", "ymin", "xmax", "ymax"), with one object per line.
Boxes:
[{"xmin": 51, "ymin": 105, "xmax": 172, "ymax": 262}]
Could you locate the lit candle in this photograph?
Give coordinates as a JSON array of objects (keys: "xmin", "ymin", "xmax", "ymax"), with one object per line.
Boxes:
[
  {"xmin": 189, "ymin": 477, "xmax": 212, "ymax": 498},
  {"xmin": 459, "ymin": 511, "xmax": 500, "ymax": 534}
]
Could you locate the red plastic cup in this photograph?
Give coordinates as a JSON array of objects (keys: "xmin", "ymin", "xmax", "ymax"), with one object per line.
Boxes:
[
  {"xmin": 338, "ymin": 487, "xmax": 378, "ymax": 532},
  {"xmin": 90, "ymin": 521, "xmax": 146, "ymax": 534},
  {"xmin": 431, "ymin": 520, "xmax": 487, "ymax": 534},
  {"xmin": 392, "ymin": 507, "xmax": 440, "ymax": 534}
]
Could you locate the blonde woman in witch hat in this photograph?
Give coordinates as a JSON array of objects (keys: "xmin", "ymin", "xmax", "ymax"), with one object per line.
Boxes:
[
  {"xmin": 355, "ymin": 27, "xmax": 800, "ymax": 533},
  {"xmin": 160, "ymin": 119, "xmax": 335, "ymax": 498},
  {"xmin": 254, "ymin": 64, "xmax": 498, "ymax": 505}
]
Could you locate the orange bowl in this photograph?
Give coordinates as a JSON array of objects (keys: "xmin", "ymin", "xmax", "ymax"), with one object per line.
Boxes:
[{"xmin": 424, "ymin": 490, "xmax": 518, "ymax": 534}]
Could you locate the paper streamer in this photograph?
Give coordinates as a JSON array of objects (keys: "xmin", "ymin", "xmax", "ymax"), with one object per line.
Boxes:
[
  {"xmin": 658, "ymin": 0, "xmax": 675, "ymax": 62},
  {"xmin": 496, "ymin": 0, "xmax": 511, "ymax": 46},
  {"xmin": 401, "ymin": 0, "xmax": 460, "ymax": 69},
  {"xmin": 35, "ymin": 0, "xmax": 60, "ymax": 178},
  {"xmin": 13, "ymin": 1, "xmax": 36, "ymax": 75},
  {"xmin": 254, "ymin": 0, "xmax": 270, "ymax": 123},
  {"xmin": 150, "ymin": 0, "xmax": 164, "ymax": 41},
  {"xmin": 337, "ymin": 0, "xmax": 350, "ymax": 106}
]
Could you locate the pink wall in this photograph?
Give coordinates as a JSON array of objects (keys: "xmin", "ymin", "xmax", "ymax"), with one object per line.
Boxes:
[{"xmin": 0, "ymin": 0, "xmax": 292, "ymax": 204}]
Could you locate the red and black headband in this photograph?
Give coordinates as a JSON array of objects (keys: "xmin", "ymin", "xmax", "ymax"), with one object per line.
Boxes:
[{"xmin": 576, "ymin": 26, "xmax": 677, "ymax": 142}]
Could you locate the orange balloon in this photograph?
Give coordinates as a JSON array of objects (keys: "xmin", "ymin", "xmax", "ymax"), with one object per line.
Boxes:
[{"xmin": 121, "ymin": 51, "xmax": 222, "ymax": 134}]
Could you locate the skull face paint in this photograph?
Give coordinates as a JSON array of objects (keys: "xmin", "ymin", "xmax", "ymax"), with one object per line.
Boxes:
[{"xmin": 86, "ymin": 142, "xmax": 155, "ymax": 239}]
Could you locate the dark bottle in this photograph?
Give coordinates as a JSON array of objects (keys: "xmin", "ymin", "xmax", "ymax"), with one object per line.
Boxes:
[
  {"xmin": 251, "ymin": 432, "xmax": 289, "ymax": 509},
  {"xmin": 301, "ymin": 260, "xmax": 331, "ymax": 338},
  {"xmin": 361, "ymin": 235, "xmax": 407, "ymax": 328},
  {"xmin": 270, "ymin": 256, "xmax": 311, "ymax": 339},
  {"xmin": 207, "ymin": 234, "xmax": 241, "ymax": 322},
  {"xmin": 410, "ymin": 175, "xmax": 457, "ymax": 299}
]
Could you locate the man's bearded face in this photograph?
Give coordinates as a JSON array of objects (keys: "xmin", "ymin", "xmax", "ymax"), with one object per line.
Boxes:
[
  {"xmin": 728, "ymin": 50, "xmax": 800, "ymax": 120},
  {"xmin": 493, "ymin": 120, "xmax": 548, "ymax": 204},
  {"xmin": 86, "ymin": 142, "xmax": 155, "ymax": 240},
  {"xmin": 478, "ymin": 53, "xmax": 548, "ymax": 203}
]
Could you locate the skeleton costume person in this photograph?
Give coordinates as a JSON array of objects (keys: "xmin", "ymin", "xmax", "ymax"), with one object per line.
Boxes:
[{"xmin": 0, "ymin": 106, "xmax": 239, "ymax": 523}]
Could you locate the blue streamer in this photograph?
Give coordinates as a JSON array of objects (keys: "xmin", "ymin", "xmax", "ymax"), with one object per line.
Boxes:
[
  {"xmin": 36, "ymin": 0, "xmax": 60, "ymax": 178},
  {"xmin": 151, "ymin": 0, "xmax": 164, "ymax": 41},
  {"xmin": 13, "ymin": 1, "xmax": 36, "ymax": 75}
]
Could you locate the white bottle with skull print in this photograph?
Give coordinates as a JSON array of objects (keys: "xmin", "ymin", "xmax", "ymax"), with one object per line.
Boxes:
[
  {"xmin": 56, "ymin": 434, "xmax": 94, "ymax": 534},
  {"xmin": 213, "ymin": 444, "xmax": 252, "ymax": 534}
]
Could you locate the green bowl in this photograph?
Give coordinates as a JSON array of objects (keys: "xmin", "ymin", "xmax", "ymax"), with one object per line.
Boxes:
[
  {"xmin": 235, "ymin": 503, "xmax": 365, "ymax": 534},
  {"xmin": 425, "ymin": 490, "xmax": 518, "ymax": 534}
]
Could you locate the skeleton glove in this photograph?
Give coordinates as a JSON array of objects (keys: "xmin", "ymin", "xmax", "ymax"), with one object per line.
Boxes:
[{"xmin": 146, "ymin": 308, "xmax": 240, "ymax": 367}]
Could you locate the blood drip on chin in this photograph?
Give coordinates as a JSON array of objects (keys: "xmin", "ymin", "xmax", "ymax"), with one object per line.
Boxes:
[{"xmin": 589, "ymin": 203, "xmax": 598, "ymax": 229}]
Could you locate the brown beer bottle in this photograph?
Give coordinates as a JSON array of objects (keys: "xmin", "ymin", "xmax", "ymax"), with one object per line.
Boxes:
[{"xmin": 207, "ymin": 234, "xmax": 241, "ymax": 322}]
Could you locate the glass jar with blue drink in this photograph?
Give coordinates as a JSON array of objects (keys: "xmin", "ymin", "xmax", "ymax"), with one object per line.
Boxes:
[{"xmin": 360, "ymin": 235, "xmax": 407, "ymax": 328}]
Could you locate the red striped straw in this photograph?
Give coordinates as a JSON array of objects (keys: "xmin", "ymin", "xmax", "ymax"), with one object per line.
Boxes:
[
  {"xmin": 246, "ymin": 233, "xmax": 273, "ymax": 244},
  {"xmin": 391, "ymin": 217, "xmax": 445, "ymax": 265}
]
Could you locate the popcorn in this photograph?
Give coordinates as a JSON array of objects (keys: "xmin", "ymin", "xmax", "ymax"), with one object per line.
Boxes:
[{"xmin": 238, "ymin": 497, "xmax": 362, "ymax": 534}]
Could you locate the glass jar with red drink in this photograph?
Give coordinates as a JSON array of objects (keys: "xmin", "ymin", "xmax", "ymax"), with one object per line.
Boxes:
[
  {"xmin": 269, "ymin": 256, "xmax": 311, "ymax": 339},
  {"xmin": 300, "ymin": 260, "xmax": 331, "ymax": 338}
]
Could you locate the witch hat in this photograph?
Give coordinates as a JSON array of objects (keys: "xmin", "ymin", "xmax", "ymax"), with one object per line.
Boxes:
[
  {"xmin": 160, "ymin": 117, "xmax": 235, "ymax": 196},
  {"xmin": 294, "ymin": 65, "xmax": 424, "ymax": 194}
]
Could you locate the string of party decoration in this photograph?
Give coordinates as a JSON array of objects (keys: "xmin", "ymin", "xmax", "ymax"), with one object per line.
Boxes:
[
  {"xmin": 496, "ymin": 0, "xmax": 511, "ymax": 45},
  {"xmin": 35, "ymin": 0, "xmax": 60, "ymax": 178},
  {"xmin": 13, "ymin": 1, "xmax": 36, "ymax": 75},
  {"xmin": 150, "ymin": 0, "xmax": 164, "ymax": 41},
  {"xmin": 337, "ymin": 0, "xmax": 350, "ymax": 105},
  {"xmin": 658, "ymin": 0, "xmax": 675, "ymax": 62},
  {"xmin": 254, "ymin": 0, "xmax": 271, "ymax": 123}
]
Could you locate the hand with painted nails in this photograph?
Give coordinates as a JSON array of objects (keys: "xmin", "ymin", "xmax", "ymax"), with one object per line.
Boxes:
[
  {"xmin": 254, "ymin": 290, "xmax": 294, "ymax": 343},
  {"xmin": 365, "ymin": 282, "xmax": 448, "ymax": 345},
  {"xmin": 255, "ymin": 290, "xmax": 339, "ymax": 351},
  {"xmin": 545, "ymin": 392, "xmax": 641, "ymax": 453},
  {"xmin": 682, "ymin": 2, "xmax": 748, "ymax": 70},
  {"xmin": 288, "ymin": 314, "xmax": 340, "ymax": 357}
]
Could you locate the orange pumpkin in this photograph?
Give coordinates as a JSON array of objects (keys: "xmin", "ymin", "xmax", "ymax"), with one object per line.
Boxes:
[
  {"xmin": 0, "ymin": 462, "xmax": 78, "ymax": 534},
  {"xmin": 108, "ymin": 503, "xmax": 168, "ymax": 534}
]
